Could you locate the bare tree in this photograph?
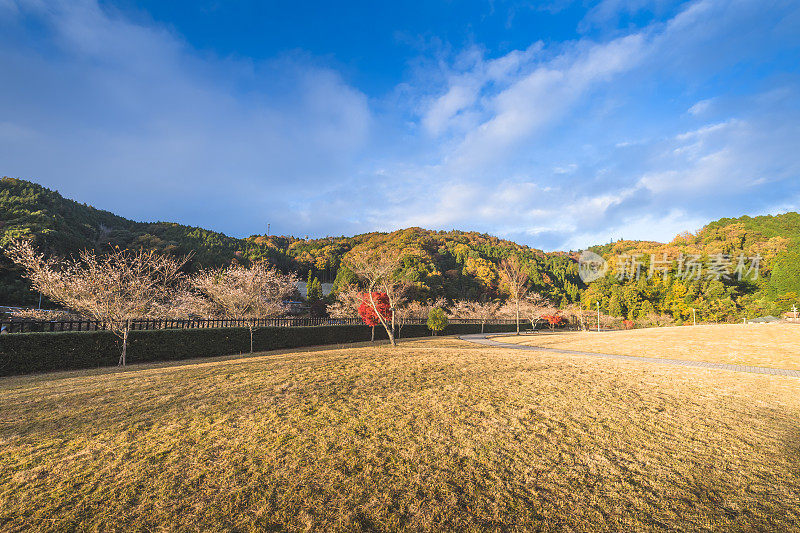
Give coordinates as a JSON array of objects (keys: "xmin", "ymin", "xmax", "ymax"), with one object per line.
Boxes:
[
  {"xmin": 10, "ymin": 308, "xmax": 79, "ymax": 321},
  {"xmin": 5, "ymin": 239, "xmax": 188, "ymax": 365},
  {"xmin": 154, "ymin": 284, "xmax": 216, "ymax": 320},
  {"xmin": 522, "ymin": 294, "xmax": 552, "ymax": 331},
  {"xmin": 498, "ymin": 255, "xmax": 529, "ymax": 335},
  {"xmin": 398, "ymin": 297, "xmax": 446, "ymax": 321},
  {"xmin": 449, "ymin": 299, "xmax": 500, "ymax": 333},
  {"xmin": 564, "ymin": 303, "xmax": 587, "ymax": 331},
  {"xmin": 191, "ymin": 262, "xmax": 298, "ymax": 353},
  {"xmin": 395, "ymin": 297, "xmax": 445, "ymax": 336},
  {"xmin": 498, "ymin": 293, "xmax": 551, "ymax": 332},
  {"xmin": 327, "ymin": 283, "xmax": 362, "ymax": 319},
  {"xmin": 345, "ymin": 248, "xmax": 407, "ymax": 346}
]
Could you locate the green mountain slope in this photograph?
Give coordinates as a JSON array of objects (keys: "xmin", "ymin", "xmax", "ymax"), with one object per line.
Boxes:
[
  {"xmin": 2, "ymin": 178, "xmax": 798, "ymax": 318},
  {"xmin": 0, "ymin": 178, "xmax": 582, "ymax": 306},
  {"xmin": 582, "ymin": 213, "xmax": 800, "ymax": 321}
]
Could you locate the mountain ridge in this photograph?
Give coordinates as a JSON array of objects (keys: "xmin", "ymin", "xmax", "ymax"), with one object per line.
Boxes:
[{"xmin": 1, "ymin": 177, "xmax": 798, "ymax": 320}]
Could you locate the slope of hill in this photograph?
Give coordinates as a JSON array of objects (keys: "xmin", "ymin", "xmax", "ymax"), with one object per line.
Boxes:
[
  {"xmin": 583, "ymin": 213, "xmax": 800, "ymax": 321},
  {"xmin": 0, "ymin": 178, "xmax": 581, "ymax": 305},
  {"xmin": 2, "ymin": 178, "xmax": 797, "ymax": 318}
]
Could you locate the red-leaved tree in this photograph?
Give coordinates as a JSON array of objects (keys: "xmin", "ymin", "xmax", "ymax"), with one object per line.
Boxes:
[
  {"xmin": 358, "ymin": 292, "xmax": 391, "ymax": 342},
  {"xmin": 542, "ymin": 314, "xmax": 565, "ymax": 331}
]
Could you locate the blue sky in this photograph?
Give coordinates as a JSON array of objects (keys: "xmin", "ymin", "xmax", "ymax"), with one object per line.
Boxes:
[{"xmin": 1, "ymin": 0, "xmax": 799, "ymax": 250}]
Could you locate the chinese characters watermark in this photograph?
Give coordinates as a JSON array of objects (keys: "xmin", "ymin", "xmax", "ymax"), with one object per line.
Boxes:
[{"xmin": 579, "ymin": 252, "xmax": 760, "ymax": 283}]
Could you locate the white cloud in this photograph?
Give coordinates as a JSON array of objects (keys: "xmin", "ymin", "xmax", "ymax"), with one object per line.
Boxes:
[
  {"xmin": 561, "ymin": 209, "xmax": 710, "ymax": 250},
  {"xmin": 360, "ymin": 0, "xmax": 800, "ymax": 250},
  {"xmin": 419, "ymin": 42, "xmax": 542, "ymax": 137},
  {"xmin": 0, "ymin": 0, "xmax": 371, "ymax": 236},
  {"xmin": 554, "ymin": 164, "xmax": 578, "ymax": 174},
  {"xmin": 1, "ymin": 0, "xmax": 799, "ymax": 252},
  {"xmin": 687, "ymin": 98, "xmax": 713, "ymax": 115},
  {"xmin": 444, "ymin": 33, "xmax": 646, "ymax": 171},
  {"xmin": 578, "ymin": 0, "xmax": 678, "ymax": 32}
]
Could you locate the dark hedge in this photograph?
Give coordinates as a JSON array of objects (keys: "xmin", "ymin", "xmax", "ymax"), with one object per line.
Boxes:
[{"xmin": 0, "ymin": 323, "xmax": 516, "ymax": 376}]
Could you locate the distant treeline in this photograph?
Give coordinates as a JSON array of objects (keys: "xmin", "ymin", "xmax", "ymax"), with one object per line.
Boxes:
[{"xmin": 1, "ymin": 177, "xmax": 798, "ymax": 321}]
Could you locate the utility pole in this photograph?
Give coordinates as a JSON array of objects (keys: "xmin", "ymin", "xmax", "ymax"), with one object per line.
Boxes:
[
  {"xmin": 596, "ymin": 301, "xmax": 600, "ymax": 332},
  {"xmin": 266, "ymin": 223, "xmax": 270, "ymax": 236}
]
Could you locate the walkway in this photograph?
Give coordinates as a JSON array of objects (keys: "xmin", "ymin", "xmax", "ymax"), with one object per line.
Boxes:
[{"xmin": 458, "ymin": 333, "xmax": 800, "ymax": 378}]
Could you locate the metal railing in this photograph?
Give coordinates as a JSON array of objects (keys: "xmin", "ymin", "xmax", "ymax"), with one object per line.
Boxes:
[{"xmin": 0, "ymin": 317, "xmax": 519, "ymax": 334}]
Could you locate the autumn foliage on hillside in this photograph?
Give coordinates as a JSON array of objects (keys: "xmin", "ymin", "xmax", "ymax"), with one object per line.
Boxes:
[
  {"xmin": 0, "ymin": 179, "xmax": 582, "ymax": 307},
  {"xmin": 2, "ymin": 178, "xmax": 800, "ymax": 322},
  {"xmin": 583, "ymin": 213, "xmax": 800, "ymax": 322}
]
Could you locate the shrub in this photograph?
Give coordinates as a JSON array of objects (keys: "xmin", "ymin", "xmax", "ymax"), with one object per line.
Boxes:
[
  {"xmin": 427, "ymin": 308, "xmax": 449, "ymax": 335},
  {"xmin": 0, "ymin": 322, "xmax": 518, "ymax": 376}
]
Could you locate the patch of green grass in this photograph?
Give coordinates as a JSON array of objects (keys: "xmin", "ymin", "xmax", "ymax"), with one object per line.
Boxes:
[{"xmin": 1, "ymin": 338, "xmax": 799, "ymax": 531}]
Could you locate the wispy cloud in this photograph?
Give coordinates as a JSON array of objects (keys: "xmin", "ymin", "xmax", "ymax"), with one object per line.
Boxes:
[
  {"xmin": 1, "ymin": 0, "xmax": 799, "ymax": 250},
  {"xmin": 358, "ymin": 0, "xmax": 800, "ymax": 249},
  {"xmin": 0, "ymin": 0, "xmax": 371, "ymax": 235}
]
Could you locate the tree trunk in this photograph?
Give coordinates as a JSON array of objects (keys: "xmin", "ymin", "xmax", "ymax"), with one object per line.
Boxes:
[
  {"xmin": 367, "ymin": 291, "xmax": 396, "ymax": 347},
  {"xmin": 391, "ymin": 307, "xmax": 395, "ymax": 344},
  {"xmin": 371, "ymin": 325, "xmax": 375, "ymax": 342},
  {"xmin": 515, "ymin": 298, "xmax": 520, "ymax": 335},
  {"xmin": 481, "ymin": 320, "xmax": 485, "ymax": 334},
  {"xmin": 119, "ymin": 327, "xmax": 129, "ymax": 366},
  {"xmin": 249, "ymin": 324, "xmax": 254, "ymax": 353}
]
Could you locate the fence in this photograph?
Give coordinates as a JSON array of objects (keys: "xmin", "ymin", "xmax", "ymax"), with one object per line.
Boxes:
[{"xmin": 0, "ymin": 317, "xmax": 519, "ymax": 334}]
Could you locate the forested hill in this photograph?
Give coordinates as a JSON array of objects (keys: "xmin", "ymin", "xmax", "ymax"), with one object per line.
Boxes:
[
  {"xmin": 2, "ymin": 178, "xmax": 798, "ymax": 318},
  {"xmin": 0, "ymin": 178, "xmax": 582, "ymax": 305},
  {"xmin": 584, "ymin": 212, "xmax": 800, "ymax": 320}
]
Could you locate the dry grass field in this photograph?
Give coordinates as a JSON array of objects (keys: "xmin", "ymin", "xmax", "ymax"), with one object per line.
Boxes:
[
  {"xmin": 1, "ymin": 337, "xmax": 799, "ymax": 531},
  {"xmin": 494, "ymin": 322, "xmax": 800, "ymax": 370}
]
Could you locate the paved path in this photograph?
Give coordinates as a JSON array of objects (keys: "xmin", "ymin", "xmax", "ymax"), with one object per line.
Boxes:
[{"xmin": 459, "ymin": 333, "xmax": 800, "ymax": 378}]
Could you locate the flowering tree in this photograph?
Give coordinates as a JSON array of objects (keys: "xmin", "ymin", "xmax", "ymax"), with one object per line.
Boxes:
[
  {"xmin": 562, "ymin": 303, "xmax": 588, "ymax": 331},
  {"xmin": 448, "ymin": 299, "xmax": 500, "ymax": 333},
  {"xmin": 386, "ymin": 297, "xmax": 442, "ymax": 339},
  {"xmin": 358, "ymin": 291, "xmax": 391, "ymax": 341},
  {"xmin": 500, "ymin": 293, "xmax": 550, "ymax": 332},
  {"xmin": 191, "ymin": 262, "xmax": 298, "ymax": 353},
  {"xmin": 10, "ymin": 308, "xmax": 78, "ymax": 321},
  {"xmin": 328, "ymin": 283, "xmax": 362, "ymax": 319},
  {"xmin": 498, "ymin": 255, "xmax": 529, "ymax": 335},
  {"xmin": 4, "ymin": 239, "xmax": 188, "ymax": 365}
]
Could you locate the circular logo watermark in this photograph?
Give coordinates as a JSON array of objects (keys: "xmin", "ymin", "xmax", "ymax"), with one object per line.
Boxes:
[{"xmin": 578, "ymin": 250, "xmax": 608, "ymax": 283}]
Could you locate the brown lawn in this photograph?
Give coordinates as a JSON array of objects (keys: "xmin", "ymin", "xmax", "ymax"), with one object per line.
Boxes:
[
  {"xmin": 493, "ymin": 322, "xmax": 800, "ymax": 370},
  {"xmin": 1, "ymin": 337, "xmax": 798, "ymax": 531}
]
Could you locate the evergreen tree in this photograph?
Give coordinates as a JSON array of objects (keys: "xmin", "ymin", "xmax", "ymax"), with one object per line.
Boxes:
[
  {"xmin": 608, "ymin": 293, "xmax": 624, "ymax": 317},
  {"xmin": 306, "ymin": 271, "xmax": 315, "ymax": 300},
  {"xmin": 306, "ymin": 272, "xmax": 323, "ymax": 302},
  {"xmin": 310, "ymin": 277, "xmax": 323, "ymax": 301},
  {"xmin": 427, "ymin": 307, "xmax": 449, "ymax": 335}
]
